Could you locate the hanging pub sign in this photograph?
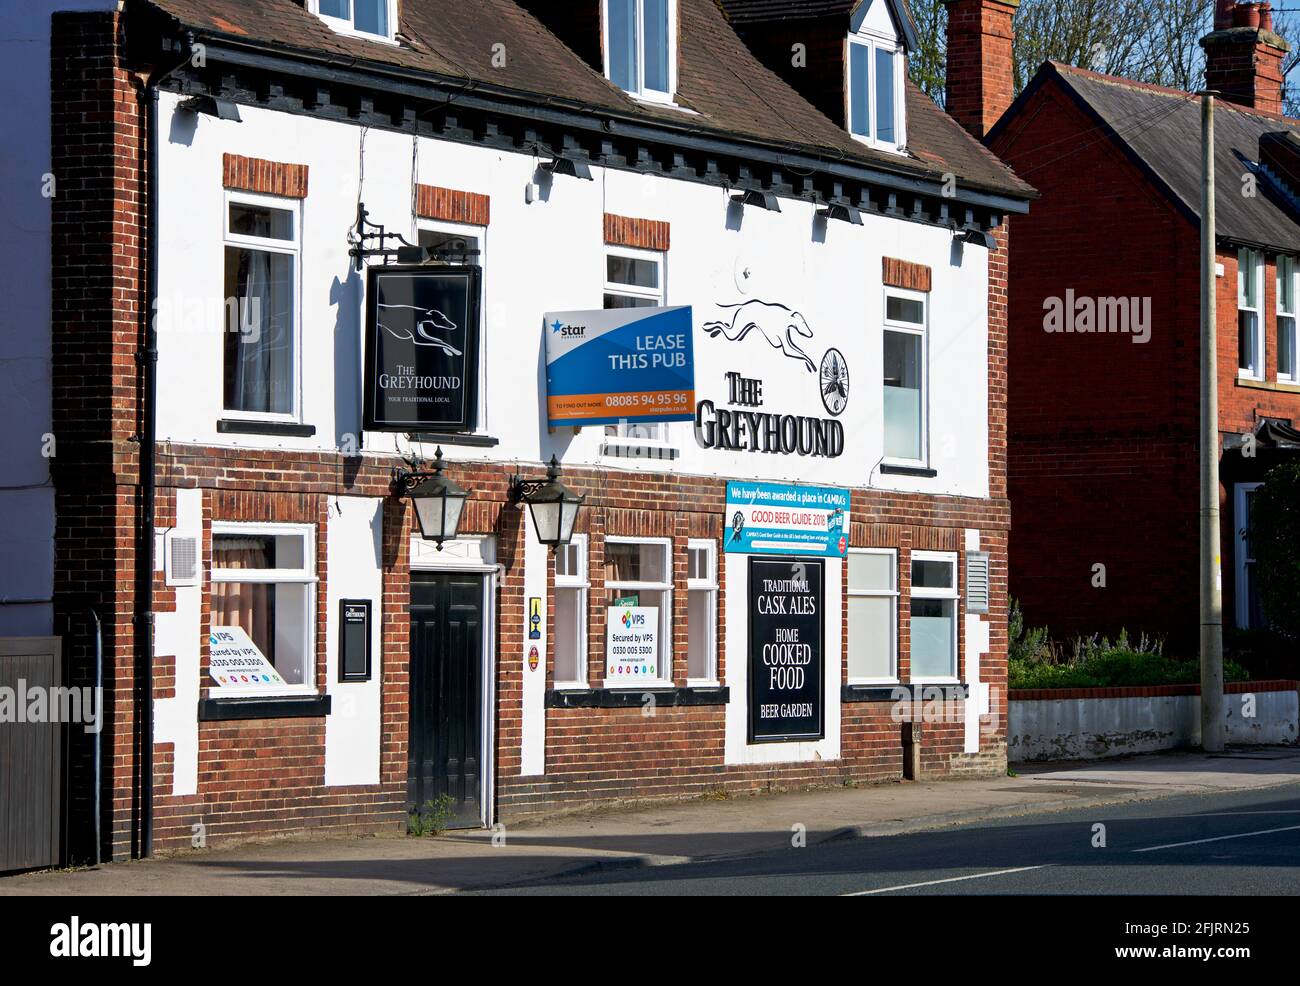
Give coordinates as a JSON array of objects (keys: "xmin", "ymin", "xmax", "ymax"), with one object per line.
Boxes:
[
  {"xmin": 748, "ymin": 557, "xmax": 824, "ymax": 743},
  {"xmin": 364, "ymin": 265, "xmax": 481, "ymax": 431},
  {"xmin": 725, "ymin": 481, "xmax": 849, "ymax": 557},
  {"xmin": 543, "ymin": 305, "xmax": 695, "ymax": 428}
]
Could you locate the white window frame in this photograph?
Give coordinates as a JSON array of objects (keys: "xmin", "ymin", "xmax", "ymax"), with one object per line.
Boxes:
[
  {"xmin": 603, "ymin": 245, "xmax": 672, "ymax": 447},
  {"xmin": 602, "ymin": 0, "xmax": 678, "ymax": 105},
  {"xmin": 309, "ymin": 0, "xmax": 400, "ymax": 44},
  {"xmin": 1277, "ymin": 255, "xmax": 1298, "ymax": 383},
  {"xmin": 686, "ymin": 539, "xmax": 718, "ymax": 686},
  {"xmin": 845, "ymin": 30, "xmax": 906, "ymax": 152},
  {"xmin": 882, "ymin": 286, "xmax": 929, "ymax": 468},
  {"xmin": 909, "ymin": 549, "xmax": 959, "ymax": 683},
  {"xmin": 209, "ymin": 521, "xmax": 318, "ymax": 696},
  {"xmin": 553, "ymin": 534, "xmax": 590, "ymax": 689},
  {"xmin": 417, "ymin": 218, "xmax": 489, "ymax": 433},
  {"xmin": 222, "ymin": 190, "xmax": 303, "ymax": 423},
  {"xmin": 1234, "ymin": 482, "xmax": 1264, "ymax": 630},
  {"xmin": 847, "ymin": 547, "xmax": 899, "ymax": 684},
  {"xmin": 1238, "ymin": 247, "xmax": 1264, "ymax": 381},
  {"xmin": 603, "ymin": 535, "xmax": 674, "ymax": 688}
]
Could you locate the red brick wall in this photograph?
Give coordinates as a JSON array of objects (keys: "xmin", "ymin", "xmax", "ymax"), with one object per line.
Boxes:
[
  {"xmin": 1203, "ymin": 32, "xmax": 1287, "ymax": 114},
  {"xmin": 944, "ymin": 0, "xmax": 1018, "ymax": 139},
  {"xmin": 990, "ymin": 78, "xmax": 1204, "ymax": 650}
]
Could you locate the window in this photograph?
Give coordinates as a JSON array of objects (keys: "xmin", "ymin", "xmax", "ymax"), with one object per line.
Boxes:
[
  {"xmin": 909, "ymin": 551, "xmax": 957, "ymax": 681},
  {"xmin": 883, "ymin": 288, "xmax": 927, "ymax": 463},
  {"xmin": 1278, "ymin": 256, "xmax": 1297, "ymax": 382},
  {"xmin": 604, "ymin": 247, "xmax": 669, "ymax": 443},
  {"xmin": 848, "ymin": 549, "xmax": 898, "ymax": 681},
  {"xmin": 223, "ymin": 195, "xmax": 300, "ymax": 418},
  {"xmin": 686, "ymin": 540, "xmax": 718, "ymax": 684},
  {"xmin": 847, "ymin": 35, "xmax": 904, "ymax": 149},
  {"xmin": 311, "ymin": 0, "xmax": 397, "ymax": 41},
  {"xmin": 1238, "ymin": 247, "xmax": 1264, "ymax": 379},
  {"xmin": 209, "ymin": 523, "xmax": 316, "ymax": 691},
  {"xmin": 554, "ymin": 536, "xmax": 589, "ymax": 687},
  {"xmin": 604, "ymin": 538, "xmax": 672, "ymax": 684},
  {"xmin": 605, "ymin": 0, "xmax": 676, "ymax": 102},
  {"xmin": 1235, "ymin": 484, "xmax": 1267, "ymax": 630}
]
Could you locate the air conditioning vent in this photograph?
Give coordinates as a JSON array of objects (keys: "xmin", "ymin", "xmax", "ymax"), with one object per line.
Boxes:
[
  {"xmin": 966, "ymin": 551, "xmax": 990, "ymax": 614},
  {"xmin": 165, "ymin": 531, "xmax": 200, "ymax": 587}
]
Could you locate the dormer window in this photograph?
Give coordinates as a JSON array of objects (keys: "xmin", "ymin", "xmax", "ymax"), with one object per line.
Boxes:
[
  {"xmin": 605, "ymin": 0, "xmax": 677, "ymax": 103},
  {"xmin": 310, "ymin": 0, "xmax": 397, "ymax": 43},
  {"xmin": 845, "ymin": 0, "xmax": 908, "ymax": 152}
]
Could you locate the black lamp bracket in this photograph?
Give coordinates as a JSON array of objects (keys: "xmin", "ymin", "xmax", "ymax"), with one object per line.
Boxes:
[
  {"xmin": 392, "ymin": 447, "xmax": 443, "ymax": 495},
  {"xmin": 509, "ymin": 455, "xmax": 560, "ymax": 504},
  {"xmin": 349, "ymin": 202, "xmax": 420, "ymax": 271}
]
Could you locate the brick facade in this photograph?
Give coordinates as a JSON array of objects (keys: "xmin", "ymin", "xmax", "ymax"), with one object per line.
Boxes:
[{"xmin": 943, "ymin": 0, "xmax": 1019, "ymax": 139}]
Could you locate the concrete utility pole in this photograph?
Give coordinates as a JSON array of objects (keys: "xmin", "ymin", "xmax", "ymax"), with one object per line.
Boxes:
[{"xmin": 1200, "ymin": 91, "xmax": 1225, "ymax": 753}]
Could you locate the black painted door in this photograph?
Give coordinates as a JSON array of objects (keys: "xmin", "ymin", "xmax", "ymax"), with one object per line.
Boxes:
[{"xmin": 408, "ymin": 572, "xmax": 485, "ymax": 828}]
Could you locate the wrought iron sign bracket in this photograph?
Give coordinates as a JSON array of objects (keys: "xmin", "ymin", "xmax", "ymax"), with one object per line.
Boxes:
[{"xmin": 348, "ymin": 202, "xmax": 426, "ymax": 271}]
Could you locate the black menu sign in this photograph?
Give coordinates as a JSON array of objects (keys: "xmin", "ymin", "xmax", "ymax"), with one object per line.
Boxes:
[
  {"xmin": 339, "ymin": 599, "xmax": 371, "ymax": 682},
  {"xmin": 748, "ymin": 557, "xmax": 824, "ymax": 743},
  {"xmin": 364, "ymin": 265, "xmax": 481, "ymax": 431}
]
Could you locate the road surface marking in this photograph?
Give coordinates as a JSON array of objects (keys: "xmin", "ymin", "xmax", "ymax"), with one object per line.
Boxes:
[
  {"xmin": 844, "ymin": 865, "xmax": 1052, "ymax": 896},
  {"xmin": 1133, "ymin": 823, "xmax": 1300, "ymax": 853}
]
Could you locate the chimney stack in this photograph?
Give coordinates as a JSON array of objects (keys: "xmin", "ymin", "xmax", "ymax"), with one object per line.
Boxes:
[
  {"xmin": 943, "ymin": 0, "xmax": 1019, "ymax": 139},
  {"xmin": 1201, "ymin": 2, "xmax": 1289, "ymax": 114}
]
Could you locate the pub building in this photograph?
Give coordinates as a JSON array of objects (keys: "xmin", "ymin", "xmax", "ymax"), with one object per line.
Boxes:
[{"xmin": 24, "ymin": 0, "xmax": 1033, "ymax": 858}]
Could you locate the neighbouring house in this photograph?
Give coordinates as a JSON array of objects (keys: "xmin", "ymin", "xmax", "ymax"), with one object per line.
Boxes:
[
  {"xmin": 4, "ymin": 0, "xmax": 1033, "ymax": 864},
  {"xmin": 986, "ymin": 0, "xmax": 1300, "ymax": 652}
]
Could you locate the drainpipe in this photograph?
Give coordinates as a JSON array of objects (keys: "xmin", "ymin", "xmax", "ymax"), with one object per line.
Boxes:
[
  {"xmin": 89, "ymin": 608, "xmax": 102, "ymax": 865},
  {"xmin": 136, "ymin": 32, "xmax": 194, "ymax": 859}
]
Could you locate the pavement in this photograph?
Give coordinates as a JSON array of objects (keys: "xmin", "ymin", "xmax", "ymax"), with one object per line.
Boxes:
[{"xmin": 3, "ymin": 745, "xmax": 1298, "ymax": 896}]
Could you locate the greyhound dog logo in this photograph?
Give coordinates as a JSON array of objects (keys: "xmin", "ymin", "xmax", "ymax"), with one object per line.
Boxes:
[
  {"xmin": 378, "ymin": 304, "xmax": 463, "ymax": 358},
  {"xmin": 702, "ymin": 300, "xmax": 816, "ymax": 372}
]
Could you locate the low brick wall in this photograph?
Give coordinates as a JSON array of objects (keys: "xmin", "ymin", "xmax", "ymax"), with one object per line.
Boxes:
[{"xmin": 1009, "ymin": 680, "xmax": 1300, "ymax": 762}]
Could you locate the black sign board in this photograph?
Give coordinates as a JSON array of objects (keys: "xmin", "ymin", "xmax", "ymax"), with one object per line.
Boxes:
[
  {"xmin": 339, "ymin": 599, "xmax": 372, "ymax": 682},
  {"xmin": 748, "ymin": 557, "xmax": 824, "ymax": 743},
  {"xmin": 364, "ymin": 265, "xmax": 481, "ymax": 431}
]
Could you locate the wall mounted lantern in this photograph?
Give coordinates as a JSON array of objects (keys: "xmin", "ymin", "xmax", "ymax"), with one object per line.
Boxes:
[
  {"xmin": 177, "ymin": 94, "xmax": 243, "ymax": 122},
  {"xmin": 731, "ymin": 187, "xmax": 781, "ymax": 212},
  {"xmin": 509, "ymin": 455, "xmax": 585, "ymax": 549},
  {"xmin": 818, "ymin": 202, "xmax": 864, "ymax": 225},
  {"xmin": 540, "ymin": 155, "xmax": 594, "ymax": 180},
  {"xmin": 393, "ymin": 447, "xmax": 470, "ymax": 549}
]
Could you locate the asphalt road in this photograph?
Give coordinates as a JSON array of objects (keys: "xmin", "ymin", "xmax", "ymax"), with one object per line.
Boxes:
[{"xmin": 474, "ymin": 782, "xmax": 1300, "ymax": 896}]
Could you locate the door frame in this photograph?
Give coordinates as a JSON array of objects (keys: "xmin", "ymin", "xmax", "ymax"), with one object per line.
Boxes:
[{"xmin": 409, "ymin": 535, "xmax": 497, "ymax": 827}]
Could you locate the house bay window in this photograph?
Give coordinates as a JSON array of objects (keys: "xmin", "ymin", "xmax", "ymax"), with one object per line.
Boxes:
[
  {"xmin": 604, "ymin": 538, "xmax": 672, "ymax": 684},
  {"xmin": 223, "ymin": 196, "xmax": 299, "ymax": 417},
  {"xmin": 910, "ymin": 551, "xmax": 957, "ymax": 681},
  {"xmin": 1278, "ymin": 255, "xmax": 1297, "ymax": 382},
  {"xmin": 1238, "ymin": 247, "xmax": 1263, "ymax": 379},
  {"xmin": 848, "ymin": 549, "xmax": 898, "ymax": 681},
  {"xmin": 606, "ymin": 0, "xmax": 675, "ymax": 102},
  {"xmin": 554, "ymin": 535, "xmax": 589, "ymax": 687},
  {"xmin": 686, "ymin": 540, "xmax": 718, "ymax": 684},
  {"xmin": 883, "ymin": 289, "xmax": 927, "ymax": 464},
  {"xmin": 209, "ymin": 524, "xmax": 316, "ymax": 690}
]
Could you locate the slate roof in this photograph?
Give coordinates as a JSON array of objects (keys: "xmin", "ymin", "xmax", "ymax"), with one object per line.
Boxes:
[
  {"xmin": 1008, "ymin": 61, "xmax": 1300, "ymax": 252},
  {"xmin": 136, "ymin": 0, "xmax": 1031, "ymax": 200}
]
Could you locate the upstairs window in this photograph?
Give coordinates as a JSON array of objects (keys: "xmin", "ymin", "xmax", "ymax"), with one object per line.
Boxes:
[
  {"xmin": 1278, "ymin": 255, "xmax": 1297, "ymax": 382},
  {"xmin": 883, "ymin": 288, "xmax": 927, "ymax": 465},
  {"xmin": 848, "ymin": 35, "xmax": 904, "ymax": 150},
  {"xmin": 604, "ymin": 247, "xmax": 669, "ymax": 444},
  {"xmin": 606, "ymin": 0, "xmax": 676, "ymax": 103},
  {"xmin": 311, "ymin": 0, "xmax": 397, "ymax": 42},
  {"xmin": 1238, "ymin": 247, "xmax": 1264, "ymax": 380}
]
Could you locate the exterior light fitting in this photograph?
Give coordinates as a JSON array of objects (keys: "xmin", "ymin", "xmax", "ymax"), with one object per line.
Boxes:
[
  {"xmin": 818, "ymin": 202, "xmax": 863, "ymax": 225},
  {"xmin": 541, "ymin": 155, "xmax": 594, "ymax": 180},
  {"xmin": 177, "ymin": 94, "xmax": 242, "ymax": 122},
  {"xmin": 393, "ymin": 447, "xmax": 471, "ymax": 549},
  {"xmin": 731, "ymin": 187, "xmax": 782, "ymax": 212},
  {"xmin": 509, "ymin": 455, "xmax": 585, "ymax": 549}
]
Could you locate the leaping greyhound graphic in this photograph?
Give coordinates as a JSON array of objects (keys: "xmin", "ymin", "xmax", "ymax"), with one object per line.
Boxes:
[
  {"xmin": 702, "ymin": 300, "xmax": 816, "ymax": 372},
  {"xmin": 378, "ymin": 304, "xmax": 463, "ymax": 358}
]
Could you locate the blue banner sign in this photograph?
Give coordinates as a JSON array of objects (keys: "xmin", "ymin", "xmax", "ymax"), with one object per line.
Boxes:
[
  {"xmin": 725, "ymin": 481, "xmax": 850, "ymax": 557},
  {"xmin": 544, "ymin": 306, "xmax": 695, "ymax": 428}
]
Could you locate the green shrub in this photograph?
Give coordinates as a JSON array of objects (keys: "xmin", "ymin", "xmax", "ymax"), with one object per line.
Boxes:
[{"xmin": 1006, "ymin": 601, "xmax": 1250, "ymax": 689}]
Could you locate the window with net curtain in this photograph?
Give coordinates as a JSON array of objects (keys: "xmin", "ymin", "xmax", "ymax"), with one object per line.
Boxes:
[
  {"xmin": 209, "ymin": 528, "xmax": 314, "ymax": 687},
  {"xmin": 224, "ymin": 201, "xmax": 296, "ymax": 415},
  {"xmin": 604, "ymin": 540, "xmax": 672, "ymax": 681}
]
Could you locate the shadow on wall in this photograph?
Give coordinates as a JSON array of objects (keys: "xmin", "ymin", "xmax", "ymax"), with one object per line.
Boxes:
[{"xmin": 332, "ymin": 267, "xmax": 365, "ymax": 489}]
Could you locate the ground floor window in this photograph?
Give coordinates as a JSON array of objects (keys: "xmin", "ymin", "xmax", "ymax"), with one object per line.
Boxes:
[
  {"xmin": 209, "ymin": 522, "xmax": 316, "ymax": 689},
  {"xmin": 910, "ymin": 550, "xmax": 957, "ymax": 681},
  {"xmin": 604, "ymin": 537, "xmax": 672, "ymax": 684},
  {"xmin": 687, "ymin": 540, "xmax": 718, "ymax": 683},
  {"xmin": 553, "ymin": 535, "xmax": 589, "ymax": 687},
  {"xmin": 848, "ymin": 549, "xmax": 898, "ymax": 681}
]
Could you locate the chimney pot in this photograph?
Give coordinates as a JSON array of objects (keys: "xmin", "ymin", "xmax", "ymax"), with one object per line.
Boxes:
[
  {"xmin": 1260, "ymin": 2, "xmax": 1274, "ymax": 32},
  {"xmin": 1215, "ymin": 0, "xmax": 1237, "ymax": 31},
  {"xmin": 1234, "ymin": 1, "xmax": 1261, "ymax": 29}
]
